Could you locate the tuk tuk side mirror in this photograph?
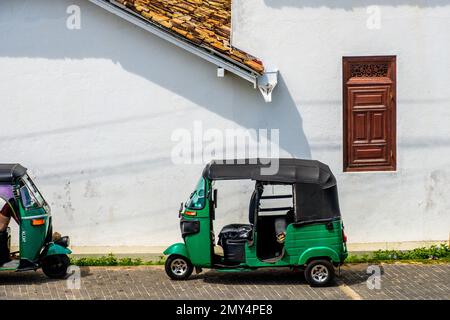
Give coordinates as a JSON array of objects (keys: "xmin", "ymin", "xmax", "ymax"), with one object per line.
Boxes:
[
  {"xmin": 213, "ymin": 189, "xmax": 218, "ymax": 209},
  {"xmin": 178, "ymin": 202, "xmax": 184, "ymax": 218}
]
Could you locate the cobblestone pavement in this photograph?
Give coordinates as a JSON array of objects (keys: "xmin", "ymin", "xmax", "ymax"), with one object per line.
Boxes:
[{"xmin": 0, "ymin": 264, "xmax": 448, "ymax": 300}]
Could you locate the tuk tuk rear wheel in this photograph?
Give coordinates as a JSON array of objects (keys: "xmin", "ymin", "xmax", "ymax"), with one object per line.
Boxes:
[
  {"xmin": 304, "ymin": 259, "xmax": 335, "ymax": 287},
  {"xmin": 165, "ymin": 255, "xmax": 193, "ymax": 280},
  {"xmin": 42, "ymin": 254, "xmax": 70, "ymax": 279}
]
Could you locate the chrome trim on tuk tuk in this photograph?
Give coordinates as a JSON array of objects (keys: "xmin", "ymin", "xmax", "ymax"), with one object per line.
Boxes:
[{"xmin": 21, "ymin": 214, "xmax": 51, "ymax": 220}]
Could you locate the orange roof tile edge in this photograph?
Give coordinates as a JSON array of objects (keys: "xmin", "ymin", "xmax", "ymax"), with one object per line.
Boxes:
[{"xmin": 115, "ymin": 0, "xmax": 265, "ymax": 74}]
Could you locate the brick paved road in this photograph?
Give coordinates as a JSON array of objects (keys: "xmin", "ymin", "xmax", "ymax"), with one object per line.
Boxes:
[{"xmin": 0, "ymin": 264, "xmax": 448, "ymax": 300}]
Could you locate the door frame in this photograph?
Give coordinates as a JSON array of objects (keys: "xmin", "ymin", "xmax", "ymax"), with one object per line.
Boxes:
[{"xmin": 342, "ymin": 55, "xmax": 397, "ymax": 172}]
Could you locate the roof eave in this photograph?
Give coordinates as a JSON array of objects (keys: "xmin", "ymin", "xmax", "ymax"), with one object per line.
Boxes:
[{"xmin": 89, "ymin": 0, "xmax": 278, "ymax": 102}]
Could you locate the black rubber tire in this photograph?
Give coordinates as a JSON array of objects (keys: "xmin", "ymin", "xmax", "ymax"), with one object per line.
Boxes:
[
  {"xmin": 42, "ymin": 254, "xmax": 70, "ymax": 279},
  {"xmin": 304, "ymin": 259, "xmax": 335, "ymax": 287},
  {"xmin": 165, "ymin": 255, "xmax": 193, "ymax": 280}
]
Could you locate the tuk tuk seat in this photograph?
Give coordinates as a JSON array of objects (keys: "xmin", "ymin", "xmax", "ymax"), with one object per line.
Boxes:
[{"xmin": 218, "ymin": 224, "xmax": 253, "ymax": 246}]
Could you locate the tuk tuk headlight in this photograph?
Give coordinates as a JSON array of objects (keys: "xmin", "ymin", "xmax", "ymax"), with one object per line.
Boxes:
[{"xmin": 55, "ymin": 236, "xmax": 70, "ymax": 248}]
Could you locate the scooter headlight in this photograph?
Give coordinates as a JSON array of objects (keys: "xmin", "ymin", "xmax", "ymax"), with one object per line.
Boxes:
[{"xmin": 55, "ymin": 236, "xmax": 70, "ymax": 248}]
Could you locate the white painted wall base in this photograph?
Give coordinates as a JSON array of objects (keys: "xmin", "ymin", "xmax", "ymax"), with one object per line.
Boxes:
[
  {"xmin": 72, "ymin": 240, "xmax": 449, "ymax": 254},
  {"xmin": 346, "ymin": 240, "xmax": 449, "ymax": 252},
  {"xmin": 12, "ymin": 240, "xmax": 445, "ymax": 256}
]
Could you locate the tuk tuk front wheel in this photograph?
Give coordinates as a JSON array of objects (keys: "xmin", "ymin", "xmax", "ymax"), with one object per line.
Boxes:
[
  {"xmin": 165, "ymin": 255, "xmax": 193, "ymax": 280},
  {"xmin": 41, "ymin": 254, "xmax": 70, "ymax": 279},
  {"xmin": 304, "ymin": 259, "xmax": 335, "ymax": 287}
]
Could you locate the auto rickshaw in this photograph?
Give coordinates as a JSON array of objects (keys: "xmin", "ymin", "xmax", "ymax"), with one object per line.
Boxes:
[
  {"xmin": 164, "ymin": 159, "xmax": 348, "ymax": 287},
  {"xmin": 0, "ymin": 164, "xmax": 71, "ymax": 278}
]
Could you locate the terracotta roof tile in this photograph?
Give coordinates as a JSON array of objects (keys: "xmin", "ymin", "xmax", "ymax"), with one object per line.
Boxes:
[{"xmin": 116, "ymin": 0, "xmax": 264, "ymax": 73}]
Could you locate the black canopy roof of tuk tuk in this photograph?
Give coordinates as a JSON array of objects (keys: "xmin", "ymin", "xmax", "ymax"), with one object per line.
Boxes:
[
  {"xmin": 203, "ymin": 159, "xmax": 341, "ymax": 224},
  {"xmin": 0, "ymin": 164, "xmax": 27, "ymax": 183},
  {"xmin": 202, "ymin": 159, "xmax": 336, "ymax": 188}
]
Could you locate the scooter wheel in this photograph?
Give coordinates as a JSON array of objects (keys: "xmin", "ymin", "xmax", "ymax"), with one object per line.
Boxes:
[
  {"xmin": 165, "ymin": 255, "xmax": 193, "ymax": 280},
  {"xmin": 42, "ymin": 254, "xmax": 70, "ymax": 279},
  {"xmin": 304, "ymin": 259, "xmax": 335, "ymax": 287}
]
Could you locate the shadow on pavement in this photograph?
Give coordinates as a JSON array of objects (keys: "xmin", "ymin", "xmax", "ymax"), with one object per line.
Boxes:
[
  {"xmin": 196, "ymin": 268, "xmax": 321, "ymax": 287},
  {"xmin": 193, "ymin": 265, "xmax": 381, "ymax": 286},
  {"xmin": 0, "ymin": 266, "xmax": 93, "ymax": 285},
  {"xmin": 338, "ymin": 264, "xmax": 385, "ymax": 286}
]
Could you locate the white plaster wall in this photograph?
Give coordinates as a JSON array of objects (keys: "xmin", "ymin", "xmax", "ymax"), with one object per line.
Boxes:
[
  {"xmin": 233, "ymin": 0, "xmax": 450, "ymax": 244},
  {"xmin": 0, "ymin": 0, "xmax": 449, "ymax": 250}
]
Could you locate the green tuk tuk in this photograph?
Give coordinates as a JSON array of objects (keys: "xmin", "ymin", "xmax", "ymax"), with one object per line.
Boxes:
[
  {"xmin": 164, "ymin": 159, "xmax": 348, "ymax": 287},
  {"xmin": 0, "ymin": 164, "xmax": 71, "ymax": 278}
]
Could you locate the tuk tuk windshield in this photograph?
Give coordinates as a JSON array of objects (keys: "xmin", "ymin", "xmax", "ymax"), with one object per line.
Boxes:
[
  {"xmin": 19, "ymin": 175, "xmax": 46, "ymax": 209},
  {"xmin": 185, "ymin": 177, "xmax": 206, "ymax": 210}
]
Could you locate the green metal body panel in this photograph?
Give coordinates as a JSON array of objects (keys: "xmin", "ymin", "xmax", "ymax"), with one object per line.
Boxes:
[
  {"xmin": 168, "ymin": 177, "xmax": 348, "ymax": 271},
  {"xmin": 297, "ymin": 247, "xmax": 340, "ymax": 265},
  {"xmin": 285, "ymin": 220, "xmax": 347, "ymax": 265},
  {"xmin": 183, "ymin": 216, "xmax": 211, "ymax": 267},
  {"xmin": 164, "ymin": 178, "xmax": 212, "ymax": 267},
  {"xmin": 44, "ymin": 243, "xmax": 72, "ymax": 256},
  {"xmin": 216, "ymin": 268, "xmax": 253, "ymax": 273},
  {"xmin": 163, "ymin": 242, "xmax": 188, "ymax": 257},
  {"xmin": 18, "ymin": 204, "xmax": 50, "ymax": 262}
]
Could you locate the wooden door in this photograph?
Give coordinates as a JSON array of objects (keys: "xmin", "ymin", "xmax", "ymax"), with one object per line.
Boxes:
[{"xmin": 343, "ymin": 56, "xmax": 396, "ymax": 172}]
